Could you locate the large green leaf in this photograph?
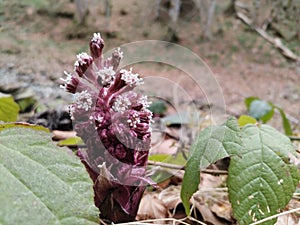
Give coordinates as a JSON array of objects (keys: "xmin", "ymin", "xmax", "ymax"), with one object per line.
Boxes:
[
  {"xmin": 0, "ymin": 127, "xmax": 99, "ymax": 225},
  {"xmin": 228, "ymin": 124, "xmax": 300, "ymax": 225},
  {"xmin": 180, "ymin": 117, "xmax": 243, "ymax": 215},
  {"xmin": 0, "ymin": 93, "xmax": 20, "ymax": 122}
]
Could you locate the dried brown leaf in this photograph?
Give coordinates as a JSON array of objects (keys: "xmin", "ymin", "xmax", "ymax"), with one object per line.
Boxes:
[
  {"xmin": 52, "ymin": 130, "xmax": 76, "ymax": 140},
  {"xmin": 158, "ymin": 185, "xmax": 182, "ymax": 212},
  {"xmin": 137, "ymin": 192, "xmax": 170, "ymax": 222},
  {"xmin": 200, "ymin": 173, "xmax": 226, "ymax": 189},
  {"xmin": 194, "ymin": 203, "xmax": 225, "ymax": 225},
  {"xmin": 211, "ymin": 202, "xmax": 233, "ymax": 222},
  {"xmin": 151, "ymin": 138, "xmax": 179, "ymax": 155},
  {"xmin": 275, "ymin": 212, "xmax": 299, "ymax": 225}
]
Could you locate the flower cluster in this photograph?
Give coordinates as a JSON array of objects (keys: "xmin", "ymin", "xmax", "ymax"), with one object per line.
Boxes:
[{"xmin": 61, "ymin": 33, "xmax": 153, "ymax": 222}]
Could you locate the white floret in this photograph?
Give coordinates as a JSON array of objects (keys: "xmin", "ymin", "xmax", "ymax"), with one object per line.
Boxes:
[
  {"xmin": 120, "ymin": 68, "xmax": 143, "ymax": 87},
  {"xmin": 92, "ymin": 32, "xmax": 103, "ymax": 42},
  {"xmin": 74, "ymin": 90, "xmax": 93, "ymax": 111},
  {"xmin": 127, "ymin": 112, "xmax": 140, "ymax": 128},
  {"xmin": 139, "ymin": 95, "xmax": 152, "ymax": 109},
  {"xmin": 112, "ymin": 95, "xmax": 131, "ymax": 113},
  {"xmin": 75, "ymin": 52, "xmax": 91, "ymax": 66},
  {"xmin": 60, "ymin": 71, "xmax": 73, "ymax": 90},
  {"xmin": 97, "ymin": 66, "xmax": 116, "ymax": 85},
  {"xmin": 114, "ymin": 47, "xmax": 124, "ymax": 59}
]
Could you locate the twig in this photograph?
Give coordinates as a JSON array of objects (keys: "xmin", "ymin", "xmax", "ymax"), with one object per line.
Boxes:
[
  {"xmin": 249, "ymin": 207, "xmax": 300, "ymax": 225},
  {"xmin": 289, "ymin": 136, "xmax": 300, "ymax": 141},
  {"xmin": 204, "ymin": 0, "xmax": 217, "ymax": 39},
  {"xmin": 116, "ymin": 217, "xmax": 202, "ymax": 225},
  {"xmin": 187, "ymin": 216, "xmax": 208, "ymax": 225},
  {"xmin": 236, "ymin": 11, "xmax": 300, "ymax": 62},
  {"xmin": 147, "ymin": 160, "xmax": 228, "ymax": 175},
  {"xmin": 235, "ymin": 1, "xmax": 250, "ymax": 11},
  {"xmin": 148, "ymin": 160, "xmax": 184, "ymax": 170}
]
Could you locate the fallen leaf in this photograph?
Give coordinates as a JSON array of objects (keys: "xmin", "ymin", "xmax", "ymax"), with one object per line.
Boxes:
[
  {"xmin": 157, "ymin": 178, "xmax": 171, "ymax": 189},
  {"xmin": 137, "ymin": 191, "xmax": 170, "ymax": 222},
  {"xmin": 275, "ymin": 212, "xmax": 299, "ymax": 225},
  {"xmin": 52, "ymin": 130, "xmax": 76, "ymax": 140},
  {"xmin": 151, "ymin": 138, "xmax": 179, "ymax": 155},
  {"xmin": 193, "ymin": 202, "xmax": 225, "ymax": 225},
  {"xmin": 158, "ymin": 185, "xmax": 182, "ymax": 213},
  {"xmin": 211, "ymin": 202, "xmax": 233, "ymax": 222},
  {"xmin": 200, "ymin": 173, "xmax": 226, "ymax": 189}
]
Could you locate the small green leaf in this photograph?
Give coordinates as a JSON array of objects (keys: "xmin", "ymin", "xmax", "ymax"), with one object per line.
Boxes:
[
  {"xmin": 148, "ymin": 154, "xmax": 173, "ymax": 183},
  {"xmin": 58, "ymin": 136, "xmax": 84, "ymax": 147},
  {"xmin": 161, "ymin": 113, "xmax": 190, "ymax": 126},
  {"xmin": 0, "ymin": 93, "xmax": 20, "ymax": 122},
  {"xmin": 16, "ymin": 97, "xmax": 37, "ymax": 113},
  {"xmin": 148, "ymin": 153, "xmax": 172, "ymax": 162},
  {"xmin": 248, "ymin": 99, "xmax": 274, "ymax": 123},
  {"xmin": 181, "ymin": 117, "xmax": 243, "ymax": 215},
  {"xmin": 148, "ymin": 100, "xmax": 167, "ymax": 115},
  {"xmin": 149, "ymin": 152, "xmax": 186, "ymax": 165},
  {"xmin": 228, "ymin": 124, "xmax": 300, "ymax": 225},
  {"xmin": 14, "ymin": 89, "xmax": 37, "ymax": 113},
  {"xmin": 0, "ymin": 127, "xmax": 99, "ymax": 225},
  {"xmin": 238, "ymin": 115, "xmax": 257, "ymax": 127},
  {"xmin": 245, "ymin": 97, "xmax": 259, "ymax": 110},
  {"xmin": 276, "ymin": 107, "xmax": 293, "ymax": 136},
  {"xmin": 148, "ymin": 153, "xmax": 186, "ymax": 183},
  {"xmin": 166, "ymin": 152, "xmax": 186, "ymax": 165}
]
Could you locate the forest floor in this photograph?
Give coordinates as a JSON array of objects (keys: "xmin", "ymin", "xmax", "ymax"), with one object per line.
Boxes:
[
  {"xmin": 1, "ymin": 0, "xmax": 300, "ymax": 224},
  {"xmin": 1, "ymin": 0, "xmax": 299, "ymax": 131}
]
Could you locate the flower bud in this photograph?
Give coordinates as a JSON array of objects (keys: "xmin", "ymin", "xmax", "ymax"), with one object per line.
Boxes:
[
  {"xmin": 90, "ymin": 33, "xmax": 104, "ymax": 69},
  {"xmin": 74, "ymin": 52, "xmax": 93, "ymax": 77}
]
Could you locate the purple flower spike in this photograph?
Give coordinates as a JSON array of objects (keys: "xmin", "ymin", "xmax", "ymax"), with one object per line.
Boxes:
[{"xmin": 61, "ymin": 33, "xmax": 155, "ymax": 223}]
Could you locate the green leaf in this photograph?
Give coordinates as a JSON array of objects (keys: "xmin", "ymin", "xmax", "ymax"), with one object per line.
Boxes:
[
  {"xmin": 276, "ymin": 107, "xmax": 293, "ymax": 136},
  {"xmin": 148, "ymin": 153, "xmax": 186, "ymax": 184},
  {"xmin": 16, "ymin": 97, "xmax": 37, "ymax": 113},
  {"xmin": 181, "ymin": 117, "xmax": 243, "ymax": 215},
  {"xmin": 148, "ymin": 100, "xmax": 167, "ymax": 115},
  {"xmin": 238, "ymin": 115, "xmax": 257, "ymax": 127},
  {"xmin": 166, "ymin": 152, "xmax": 186, "ymax": 165},
  {"xmin": 161, "ymin": 112, "xmax": 190, "ymax": 126},
  {"xmin": 58, "ymin": 136, "xmax": 84, "ymax": 147},
  {"xmin": 248, "ymin": 99, "xmax": 274, "ymax": 123},
  {"xmin": 0, "ymin": 127, "xmax": 100, "ymax": 225},
  {"xmin": 0, "ymin": 122, "xmax": 50, "ymax": 133},
  {"xmin": 0, "ymin": 93, "xmax": 20, "ymax": 122},
  {"xmin": 245, "ymin": 97, "xmax": 259, "ymax": 110},
  {"xmin": 149, "ymin": 152, "xmax": 186, "ymax": 165},
  {"xmin": 228, "ymin": 124, "xmax": 300, "ymax": 225},
  {"xmin": 148, "ymin": 153, "xmax": 172, "ymax": 162},
  {"xmin": 14, "ymin": 89, "xmax": 37, "ymax": 113}
]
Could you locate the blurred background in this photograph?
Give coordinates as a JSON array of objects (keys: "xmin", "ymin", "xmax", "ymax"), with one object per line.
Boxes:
[{"xmin": 0, "ymin": 0, "xmax": 299, "ymax": 131}]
